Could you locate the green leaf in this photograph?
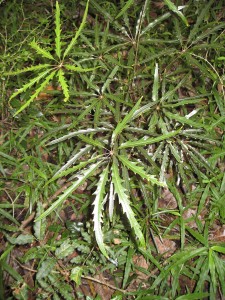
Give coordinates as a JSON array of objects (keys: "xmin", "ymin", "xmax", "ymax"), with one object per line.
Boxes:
[
  {"xmin": 70, "ymin": 266, "xmax": 83, "ymax": 286},
  {"xmin": 30, "ymin": 39, "xmax": 55, "ymax": 60},
  {"xmin": 186, "ymin": 226, "xmax": 207, "ymax": 246},
  {"xmin": 5, "ymin": 64, "xmax": 50, "ymax": 76},
  {"xmin": 112, "ymin": 160, "xmax": 145, "ymax": 247},
  {"xmin": 57, "ymin": 69, "xmax": 69, "ymax": 101},
  {"xmin": 36, "ymin": 258, "xmax": 56, "ymax": 280},
  {"xmin": 55, "ymin": 1, "xmax": 61, "ymax": 59},
  {"xmin": 55, "ymin": 239, "xmax": 74, "ymax": 259},
  {"xmin": 64, "ymin": 64, "xmax": 100, "ymax": 72},
  {"xmin": 176, "ymin": 293, "xmax": 209, "ymax": 300},
  {"xmin": 211, "ymin": 246, "xmax": 225, "ymax": 254},
  {"xmin": 93, "ymin": 166, "xmax": 109, "ymax": 257},
  {"xmin": 164, "ymin": 111, "xmax": 208, "ymax": 129},
  {"xmin": 164, "ymin": 0, "xmax": 189, "ymax": 26},
  {"xmin": 35, "ymin": 160, "xmax": 103, "ymax": 221},
  {"xmin": 112, "ymin": 97, "xmax": 142, "ymax": 144},
  {"xmin": 5, "ymin": 234, "xmax": 34, "ymax": 245},
  {"xmin": 13, "ymin": 70, "xmax": 57, "ymax": 116},
  {"xmin": 9, "ymin": 68, "xmax": 52, "ymax": 101},
  {"xmin": 34, "ymin": 202, "xmax": 46, "ymax": 240},
  {"xmin": 152, "ymin": 63, "xmax": 159, "ymax": 102},
  {"xmin": 119, "ymin": 128, "xmax": 181, "ymax": 149},
  {"xmin": 115, "ymin": 0, "xmax": 134, "ymax": 19},
  {"xmin": 63, "ymin": 0, "xmax": 89, "ymax": 58},
  {"xmin": 122, "ymin": 247, "xmax": 134, "ymax": 288},
  {"xmin": 118, "ymin": 155, "xmax": 165, "ymax": 187}
]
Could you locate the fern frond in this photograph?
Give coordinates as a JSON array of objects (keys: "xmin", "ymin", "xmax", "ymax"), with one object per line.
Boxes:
[
  {"xmin": 119, "ymin": 129, "xmax": 181, "ymax": 149},
  {"xmin": 30, "ymin": 39, "xmax": 55, "ymax": 60},
  {"xmin": 118, "ymin": 155, "xmax": 165, "ymax": 187},
  {"xmin": 55, "ymin": 1, "xmax": 61, "ymax": 59},
  {"xmin": 14, "ymin": 70, "xmax": 57, "ymax": 116},
  {"xmin": 5, "ymin": 64, "xmax": 50, "ymax": 76},
  {"xmin": 112, "ymin": 97, "xmax": 142, "ymax": 144},
  {"xmin": 79, "ymin": 135, "xmax": 105, "ymax": 149},
  {"xmin": 9, "ymin": 68, "xmax": 52, "ymax": 101},
  {"xmin": 112, "ymin": 160, "xmax": 145, "ymax": 247},
  {"xmin": 57, "ymin": 69, "xmax": 69, "ymax": 101},
  {"xmin": 63, "ymin": 0, "xmax": 89, "ymax": 59},
  {"xmin": 35, "ymin": 160, "xmax": 103, "ymax": 222},
  {"xmin": 93, "ymin": 165, "xmax": 109, "ymax": 257}
]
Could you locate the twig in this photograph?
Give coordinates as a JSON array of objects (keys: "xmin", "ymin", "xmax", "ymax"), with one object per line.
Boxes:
[{"xmin": 81, "ymin": 275, "xmax": 126, "ymax": 294}]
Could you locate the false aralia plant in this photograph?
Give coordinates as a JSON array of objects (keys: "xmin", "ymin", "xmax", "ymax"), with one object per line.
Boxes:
[
  {"xmin": 5, "ymin": 0, "xmax": 98, "ymax": 116},
  {"xmin": 35, "ymin": 96, "xmax": 169, "ymax": 258}
]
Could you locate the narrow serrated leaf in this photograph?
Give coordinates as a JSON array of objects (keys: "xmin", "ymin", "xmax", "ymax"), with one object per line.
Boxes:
[
  {"xmin": 112, "ymin": 160, "xmax": 145, "ymax": 247},
  {"xmin": 57, "ymin": 69, "xmax": 69, "ymax": 101},
  {"xmin": 5, "ymin": 64, "xmax": 50, "ymax": 76},
  {"xmin": 13, "ymin": 70, "xmax": 57, "ymax": 116},
  {"xmin": 112, "ymin": 97, "xmax": 142, "ymax": 144},
  {"xmin": 55, "ymin": 1, "xmax": 61, "ymax": 58},
  {"xmin": 118, "ymin": 155, "xmax": 165, "ymax": 186},
  {"xmin": 164, "ymin": 0, "xmax": 189, "ymax": 26},
  {"xmin": 63, "ymin": 0, "xmax": 89, "ymax": 58},
  {"xmin": 30, "ymin": 39, "xmax": 55, "ymax": 60},
  {"xmin": 35, "ymin": 161, "xmax": 102, "ymax": 221},
  {"xmin": 119, "ymin": 128, "xmax": 181, "ymax": 149},
  {"xmin": 93, "ymin": 166, "xmax": 109, "ymax": 257}
]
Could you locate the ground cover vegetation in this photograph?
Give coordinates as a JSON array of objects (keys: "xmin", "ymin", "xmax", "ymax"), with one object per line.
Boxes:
[{"xmin": 0, "ymin": 0, "xmax": 225, "ymax": 299}]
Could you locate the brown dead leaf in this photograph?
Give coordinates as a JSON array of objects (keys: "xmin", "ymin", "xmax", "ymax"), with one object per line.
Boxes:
[
  {"xmin": 154, "ymin": 237, "xmax": 176, "ymax": 258},
  {"xmin": 158, "ymin": 188, "xmax": 177, "ymax": 209}
]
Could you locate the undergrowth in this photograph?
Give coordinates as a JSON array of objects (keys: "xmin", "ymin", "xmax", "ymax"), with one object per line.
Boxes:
[{"xmin": 0, "ymin": 0, "xmax": 225, "ymax": 299}]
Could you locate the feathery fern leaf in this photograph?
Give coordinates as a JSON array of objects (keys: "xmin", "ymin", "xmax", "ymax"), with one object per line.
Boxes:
[
  {"xmin": 112, "ymin": 160, "xmax": 145, "ymax": 247},
  {"xmin": 55, "ymin": 1, "xmax": 61, "ymax": 59},
  {"xmin": 57, "ymin": 69, "xmax": 69, "ymax": 101},
  {"xmin": 118, "ymin": 155, "xmax": 165, "ymax": 187},
  {"xmin": 35, "ymin": 161, "xmax": 103, "ymax": 222},
  {"xmin": 30, "ymin": 39, "xmax": 55, "ymax": 60},
  {"xmin": 63, "ymin": 0, "xmax": 90, "ymax": 59},
  {"xmin": 164, "ymin": 0, "xmax": 189, "ymax": 27},
  {"xmin": 93, "ymin": 166, "xmax": 109, "ymax": 257},
  {"xmin": 64, "ymin": 64, "xmax": 100, "ymax": 72}
]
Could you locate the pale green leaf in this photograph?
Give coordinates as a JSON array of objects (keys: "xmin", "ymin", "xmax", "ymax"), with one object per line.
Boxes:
[
  {"xmin": 13, "ymin": 70, "xmax": 57, "ymax": 116},
  {"xmin": 34, "ymin": 202, "xmax": 46, "ymax": 240},
  {"xmin": 164, "ymin": 111, "xmax": 209, "ymax": 129},
  {"xmin": 152, "ymin": 63, "xmax": 159, "ymax": 102},
  {"xmin": 57, "ymin": 69, "xmax": 69, "ymax": 101},
  {"xmin": 112, "ymin": 160, "xmax": 145, "ymax": 247},
  {"xmin": 35, "ymin": 161, "xmax": 103, "ymax": 221},
  {"xmin": 5, "ymin": 234, "xmax": 34, "ymax": 245},
  {"xmin": 5, "ymin": 64, "xmax": 50, "ymax": 76},
  {"xmin": 30, "ymin": 39, "xmax": 55, "ymax": 60},
  {"xmin": 55, "ymin": 1, "xmax": 61, "ymax": 58},
  {"xmin": 119, "ymin": 128, "xmax": 181, "ymax": 149},
  {"xmin": 93, "ymin": 166, "xmax": 109, "ymax": 257},
  {"xmin": 9, "ymin": 68, "xmax": 52, "ymax": 101},
  {"xmin": 36, "ymin": 258, "xmax": 56, "ymax": 280},
  {"xmin": 70, "ymin": 267, "xmax": 83, "ymax": 286},
  {"xmin": 55, "ymin": 239, "xmax": 74, "ymax": 259},
  {"xmin": 63, "ymin": 0, "xmax": 89, "ymax": 58},
  {"xmin": 118, "ymin": 155, "xmax": 165, "ymax": 186}
]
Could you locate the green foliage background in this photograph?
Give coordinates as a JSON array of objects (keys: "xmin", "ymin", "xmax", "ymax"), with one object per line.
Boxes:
[{"xmin": 0, "ymin": 0, "xmax": 225, "ymax": 299}]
